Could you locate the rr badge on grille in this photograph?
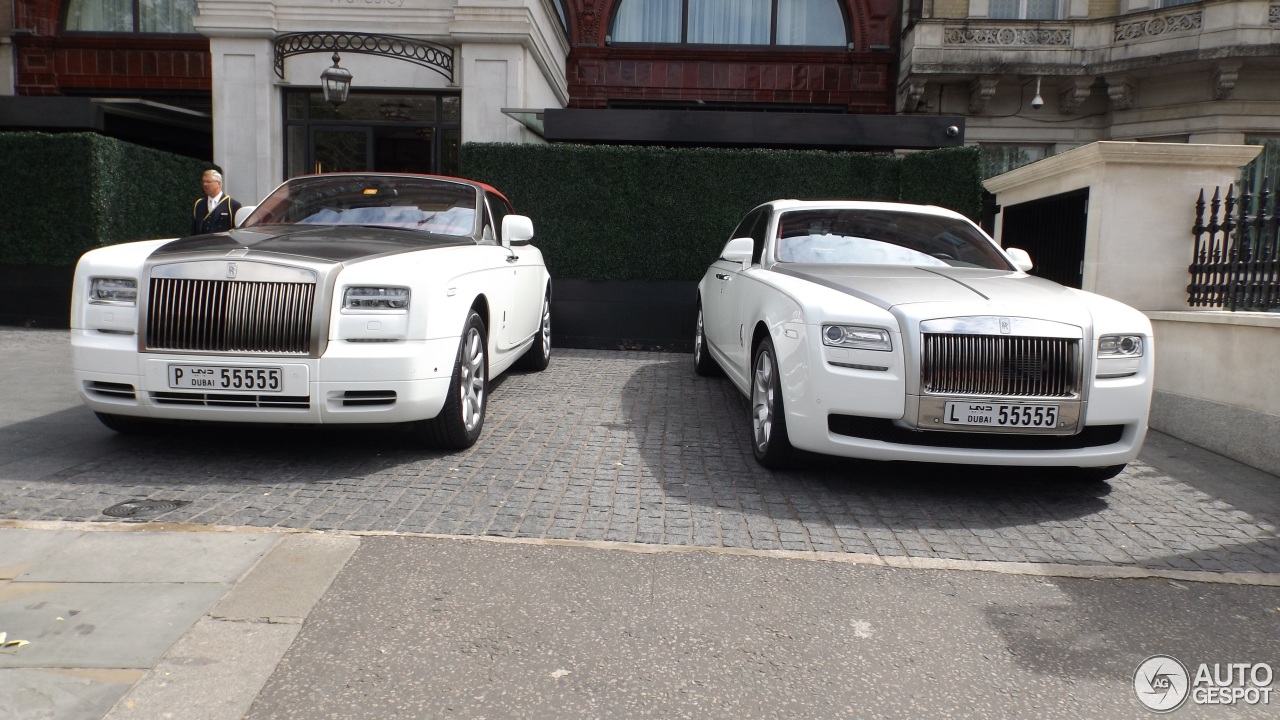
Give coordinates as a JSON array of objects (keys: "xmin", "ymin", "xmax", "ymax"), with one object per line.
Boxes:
[
  {"xmin": 999, "ymin": 318, "xmax": 1011, "ymax": 334},
  {"xmin": 227, "ymin": 263, "xmax": 238, "ymax": 279}
]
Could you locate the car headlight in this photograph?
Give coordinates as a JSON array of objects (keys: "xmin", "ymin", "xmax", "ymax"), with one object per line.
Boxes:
[
  {"xmin": 1098, "ymin": 334, "xmax": 1143, "ymax": 358},
  {"xmin": 822, "ymin": 324, "xmax": 892, "ymax": 352},
  {"xmin": 89, "ymin": 277, "xmax": 138, "ymax": 305},
  {"xmin": 343, "ymin": 287, "xmax": 410, "ymax": 311}
]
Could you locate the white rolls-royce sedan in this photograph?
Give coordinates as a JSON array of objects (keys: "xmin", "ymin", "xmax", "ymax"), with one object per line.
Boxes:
[
  {"xmin": 72, "ymin": 173, "xmax": 552, "ymax": 449},
  {"xmin": 695, "ymin": 200, "xmax": 1153, "ymax": 480}
]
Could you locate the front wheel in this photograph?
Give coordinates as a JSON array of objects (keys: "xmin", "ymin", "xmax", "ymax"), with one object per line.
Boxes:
[
  {"xmin": 693, "ymin": 302, "xmax": 722, "ymax": 377},
  {"xmin": 750, "ymin": 337, "xmax": 792, "ymax": 468},
  {"xmin": 418, "ymin": 311, "xmax": 488, "ymax": 450},
  {"xmin": 515, "ymin": 292, "xmax": 551, "ymax": 371}
]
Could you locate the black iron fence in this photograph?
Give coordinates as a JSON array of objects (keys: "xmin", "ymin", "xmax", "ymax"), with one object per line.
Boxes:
[{"xmin": 1188, "ymin": 179, "xmax": 1280, "ymax": 311}]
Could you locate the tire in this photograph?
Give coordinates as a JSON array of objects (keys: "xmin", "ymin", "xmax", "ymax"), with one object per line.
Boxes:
[
  {"xmin": 94, "ymin": 412, "xmax": 151, "ymax": 435},
  {"xmin": 1059, "ymin": 464, "xmax": 1126, "ymax": 483},
  {"xmin": 419, "ymin": 311, "xmax": 488, "ymax": 450},
  {"xmin": 693, "ymin": 302, "xmax": 722, "ymax": 376},
  {"xmin": 515, "ymin": 292, "xmax": 551, "ymax": 372},
  {"xmin": 750, "ymin": 337, "xmax": 793, "ymax": 468}
]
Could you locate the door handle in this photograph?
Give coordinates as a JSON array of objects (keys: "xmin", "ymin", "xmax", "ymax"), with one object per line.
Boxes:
[
  {"xmin": 506, "ymin": 255, "xmax": 519, "ymax": 263},
  {"xmin": 715, "ymin": 273, "xmax": 730, "ymax": 281}
]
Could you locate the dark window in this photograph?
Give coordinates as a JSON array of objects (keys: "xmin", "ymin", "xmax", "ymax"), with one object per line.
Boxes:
[
  {"xmin": 611, "ymin": 0, "xmax": 847, "ymax": 47},
  {"xmin": 282, "ymin": 90, "xmax": 462, "ymax": 179},
  {"xmin": 64, "ymin": 0, "xmax": 197, "ymax": 33}
]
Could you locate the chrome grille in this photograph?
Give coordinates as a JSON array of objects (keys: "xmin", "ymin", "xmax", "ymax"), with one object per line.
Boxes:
[
  {"xmin": 922, "ymin": 334, "xmax": 1081, "ymax": 398},
  {"xmin": 147, "ymin": 278, "xmax": 315, "ymax": 354}
]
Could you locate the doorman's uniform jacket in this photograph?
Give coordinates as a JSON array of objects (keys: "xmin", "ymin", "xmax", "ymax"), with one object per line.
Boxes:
[{"xmin": 191, "ymin": 195, "xmax": 243, "ymax": 235}]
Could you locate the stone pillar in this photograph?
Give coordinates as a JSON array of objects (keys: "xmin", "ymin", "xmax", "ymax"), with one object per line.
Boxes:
[{"xmin": 983, "ymin": 141, "xmax": 1262, "ymax": 311}]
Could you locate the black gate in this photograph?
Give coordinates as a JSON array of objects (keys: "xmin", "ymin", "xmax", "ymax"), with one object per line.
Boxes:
[{"xmin": 999, "ymin": 189, "xmax": 1089, "ymax": 288}]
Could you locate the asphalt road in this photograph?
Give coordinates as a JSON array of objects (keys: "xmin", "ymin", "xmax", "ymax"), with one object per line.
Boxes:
[{"xmin": 2, "ymin": 327, "xmax": 1279, "ymax": 719}]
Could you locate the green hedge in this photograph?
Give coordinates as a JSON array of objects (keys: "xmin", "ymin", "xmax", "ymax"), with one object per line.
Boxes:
[
  {"xmin": 0, "ymin": 132, "xmax": 211, "ymax": 266},
  {"xmin": 899, "ymin": 145, "xmax": 984, "ymax": 220},
  {"xmin": 463, "ymin": 143, "xmax": 981, "ymax": 281}
]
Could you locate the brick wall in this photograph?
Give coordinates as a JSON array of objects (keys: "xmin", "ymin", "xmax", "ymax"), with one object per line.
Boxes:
[
  {"xmin": 12, "ymin": 0, "xmax": 211, "ymax": 96},
  {"xmin": 562, "ymin": 0, "xmax": 898, "ymax": 114}
]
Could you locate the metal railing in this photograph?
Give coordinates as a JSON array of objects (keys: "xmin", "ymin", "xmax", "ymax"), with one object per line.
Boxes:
[{"xmin": 1188, "ymin": 179, "xmax": 1280, "ymax": 311}]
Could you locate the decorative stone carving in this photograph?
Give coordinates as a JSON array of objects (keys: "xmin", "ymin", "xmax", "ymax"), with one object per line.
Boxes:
[
  {"xmin": 1270, "ymin": 4, "xmax": 1279, "ymax": 27},
  {"xmin": 1114, "ymin": 11, "xmax": 1202, "ymax": 42},
  {"xmin": 1106, "ymin": 76, "xmax": 1134, "ymax": 111},
  {"xmin": 969, "ymin": 76, "xmax": 998, "ymax": 114},
  {"xmin": 1214, "ymin": 62, "xmax": 1242, "ymax": 101},
  {"xmin": 1059, "ymin": 77, "xmax": 1094, "ymax": 115},
  {"xmin": 944, "ymin": 26, "xmax": 1072, "ymax": 46},
  {"xmin": 902, "ymin": 80, "xmax": 928, "ymax": 113}
]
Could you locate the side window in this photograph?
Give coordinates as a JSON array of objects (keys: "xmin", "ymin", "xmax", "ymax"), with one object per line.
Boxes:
[
  {"xmin": 481, "ymin": 204, "xmax": 497, "ymax": 244},
  {"xmin": 724, "ymin": 209, "xmax": 760, "ymax": 260},
  {"xmin": 489, "ymin": 194, "xmax": 512, "ymax": 242},
  {"xmin": 750, "ymin": 210, "xmax": 771, "ymax": 265},
  {"xmin": 480, "ymin": 194, "xmax": 513, "ymax": 245}
]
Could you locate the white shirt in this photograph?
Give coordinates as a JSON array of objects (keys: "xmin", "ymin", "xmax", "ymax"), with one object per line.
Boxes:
[{"xmin": 206, "ymin": 193, "xmax": 224, "ymax": 209}]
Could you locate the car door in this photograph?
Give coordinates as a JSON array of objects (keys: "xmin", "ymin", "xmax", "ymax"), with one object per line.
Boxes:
[
  {"xmin": 721, "ymin": 208, "xmax": 771, "ymax": 374},
  {"xmin": 705, "ymin": 209, "xmax": 763, "ymax": 360},
  {"xmin": 484, "ymin": 194, "xmax": 542, "ymax": 352}
]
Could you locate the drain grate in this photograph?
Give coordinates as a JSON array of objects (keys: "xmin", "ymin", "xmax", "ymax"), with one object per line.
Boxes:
[{"xmin": 102, "ymin": 500, "xmax": 189, "ymax": 518}]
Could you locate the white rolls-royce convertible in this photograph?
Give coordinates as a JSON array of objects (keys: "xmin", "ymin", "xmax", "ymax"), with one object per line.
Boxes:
[
  {"xmin": 72, "ymin": 173, "xmax": 552, "ymax": 449},
  {"xmin": 695, "ymin": 200, "xmax": 1153, "ymax": 480}
]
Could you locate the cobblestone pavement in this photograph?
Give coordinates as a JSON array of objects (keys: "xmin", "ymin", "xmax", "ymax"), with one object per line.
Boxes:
[{"xmin": 3, "ymin": 337, "xmax": 1279, "ymax": 574}]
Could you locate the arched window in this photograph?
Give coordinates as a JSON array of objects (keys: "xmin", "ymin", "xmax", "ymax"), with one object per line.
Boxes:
[
  {"xmin": 611, "ymin": 0, "xmax": 847, "ymax": 46},
  {"xmin": 65, "ymin": 0, "xmax": 197, "ymax": 33}
]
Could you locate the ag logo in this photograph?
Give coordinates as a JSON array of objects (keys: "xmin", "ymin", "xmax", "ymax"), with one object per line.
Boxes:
[{"xmin": 1135, "ymin": 655, "xmax": 1190, "ymax": 712}]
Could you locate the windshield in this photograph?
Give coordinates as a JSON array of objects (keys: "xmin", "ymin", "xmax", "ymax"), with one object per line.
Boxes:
[
  {"xmin": 242, "ymin": 176, "xmax": 479, "ymax": 236},
  {"xmin": 774, "ymin": 209, "xmax": 1013, "ymax": 270}
]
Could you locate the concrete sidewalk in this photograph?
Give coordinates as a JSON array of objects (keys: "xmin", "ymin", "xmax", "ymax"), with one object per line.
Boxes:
[
  {"xmin": 3, "ymin": 523, "xmax": 1280, "ymax": 720},
  {"xmin": 1, "ymin": 526, "xmax": 357, "ymax": 720}
]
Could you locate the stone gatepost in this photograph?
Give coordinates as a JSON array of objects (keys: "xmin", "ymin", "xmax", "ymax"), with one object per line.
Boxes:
[{"xmin": 983, "ymin": 141, "xmax": 1262, "ymax": 311}]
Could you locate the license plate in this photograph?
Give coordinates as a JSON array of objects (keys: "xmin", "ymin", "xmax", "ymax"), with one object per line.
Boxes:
[
  {"xmin": 943, "ymin": 402, "xmax": 1060, "ymax": 429},
  {"xmin": 168, "ymin": 365, "xmax": 282, "ymax": 393}
]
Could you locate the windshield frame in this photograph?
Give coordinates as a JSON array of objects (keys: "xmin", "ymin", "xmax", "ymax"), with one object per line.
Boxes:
[
  {"xmin": 770, "ymin": 207, "xmax": 1015, "ymax": 271},
  {"xmin": 241, "ymin": 174, "xmax": 483, "ymax": 239}
]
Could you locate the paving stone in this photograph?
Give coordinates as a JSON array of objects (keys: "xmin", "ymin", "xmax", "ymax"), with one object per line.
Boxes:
[{"xmin": 4, "ymin": 349, "xmax": 1280, "ymax": 574}]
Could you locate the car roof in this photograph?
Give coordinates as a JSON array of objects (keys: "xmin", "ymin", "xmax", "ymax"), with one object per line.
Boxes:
[{"xmin": 764, "ymin": 199, "xmax": 969, "ymax": 222}]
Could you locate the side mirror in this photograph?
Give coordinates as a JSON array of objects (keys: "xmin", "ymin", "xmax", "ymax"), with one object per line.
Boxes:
[
  {"xmin": 1005, "ymin": 247, "xmax": 1034, "ymax": 273},
  {"xmin": 501, "ymin": 215, "xmax": 534, "ymax": 247},
  {"xmin": 234, "ymin": 205, "xmax": 257, "ymax": 228},
  {"xmin": 720, "ymin": 237, "xmax": 754, "ymax": 266}
]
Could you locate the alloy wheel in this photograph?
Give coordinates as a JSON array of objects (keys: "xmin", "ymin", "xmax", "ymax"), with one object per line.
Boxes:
[
  {"xmin": 461, "ymin": 327, "xmax": 485, "ymax": 433},
  {"xmin": 752, "ymin": 348, "xmax": 774, "ymax": 452}
]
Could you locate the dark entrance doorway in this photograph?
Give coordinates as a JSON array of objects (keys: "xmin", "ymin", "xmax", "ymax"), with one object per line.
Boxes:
[
  {"xmin": 1000, "ymin": 188, "xmax": 1089, "ymax": 288},
  {"xmin": 284, "ymin": 90, "xmax": 461, "ymax": 177}
]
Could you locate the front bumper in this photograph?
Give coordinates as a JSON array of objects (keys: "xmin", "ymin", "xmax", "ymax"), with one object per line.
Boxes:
[
  {"xmin": 782, "ymin": 342, "xmax": 1151, "ymax": 468},
  {"xmin": 72, "ymin": 329, "xmax": 458, "ymax": 424}
]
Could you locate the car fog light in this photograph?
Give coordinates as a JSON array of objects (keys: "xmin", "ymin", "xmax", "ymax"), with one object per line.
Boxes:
[
  {"xmin": 822, "ymin": 324, "xmax": 892, "ymax": 352},
  {"xmin": 90, "ymin": 277, "xmax": 138, "ymax": 305},
  {"xmin": 1098, "ymin": 334, "xmax": 1143, "ymax": 357},
  {"xmin": 343, "ymin": 287, "xmax": 410, "ymax": 311}
]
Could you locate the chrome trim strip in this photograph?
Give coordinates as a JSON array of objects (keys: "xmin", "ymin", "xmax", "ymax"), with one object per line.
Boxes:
[{"xmin": 920, "ymin": 316, "xmax": 1083, "ymax": 338}]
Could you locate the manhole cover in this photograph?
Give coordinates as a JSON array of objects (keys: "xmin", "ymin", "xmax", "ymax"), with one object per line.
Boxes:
[{"xmin": 102, "ymin": 500, "xmax": 188, "ymax": 518}]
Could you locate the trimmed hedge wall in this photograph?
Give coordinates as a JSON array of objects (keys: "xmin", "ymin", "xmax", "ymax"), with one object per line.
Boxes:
[
  {"xmin": 899, "ymin": 145, "xmax": 984, "ymax": 220},
  {"xmin": 0, "ymin": 132, "xmax": 211, "ymax": 266},
  {"xmin": 462, "ymin": 143, "xmax": 982, "ymax": 281}
]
